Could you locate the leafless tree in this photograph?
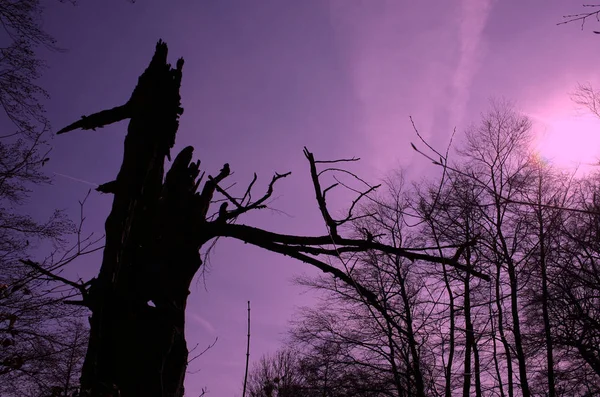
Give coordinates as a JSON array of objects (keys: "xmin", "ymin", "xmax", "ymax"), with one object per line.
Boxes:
[
  {"xmin": 245, "ymin": 349, "xmax": 306, "ymax": 397},
  {"xmin": 0, "ymin": 1, "xmax": 113, "ymax": 395},
  {"xmin": 409, "ymin": 99, "xmax": 600, "ymax": 396},
  {"xmin": 413, "ymin": 171, "xmax": 490, "ymax": 397},
  {"xmin": 0, "ymin": 319, "xmax": 89, "ymax": 397},
  {"xmin": 449, "ymin": 101, "xmax": 535, "ymax": 397},
  {"xmin": 53, "ymin": 40, "xmax": 480, "ymax": 397},
  {"xmin": 546, "ymin": 173, "xmax": 600, "ymax": 393},
  {"xmin": 251, "ymin": 98, "xmax": 600, "ymax": 397},
  {"xmin": 1, "ymin": 190, "xmax": 102, "ymax": 396},
  {"xmin": 278, "ymin": 174, "xmax": 449, "ymax": 397},
  {"xmin": 571, "ymin": 82, "xmax": 600, "ymax": 119},
  {"xmin": 411, "ymin": 101, "xmax": 536, "ymax": 397}
]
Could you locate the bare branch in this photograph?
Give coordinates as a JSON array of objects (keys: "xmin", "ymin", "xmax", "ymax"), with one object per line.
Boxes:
[
  {"xmin": 304, "ymin": 147, "xmax": 341, "ymax": 237},
  {"xmin": 220, "ymin": 171, "xmax": 291, "ymax": 221},
  {"xmin": 214, "ymin": 223, "xmax": 490, "ymax": 281},
  {"xmin": 19, "ymin": 259, "xmax": 85, "ymax": 295},
  {"xmin": 187, "ymin": 337, "xmax": 218, "ymax": 366},
  {"xmin": 314, "ymin": 156, "xmax": 360, "ymax": 164},
  {"xmin": 558, "ymin": 4, "xmax": 600, "ymax": 29},
  {"xmin": 241, "ymin": 172, "xmax": 257, "ymax": 206},
  {"xmin": 336, "ymin": 181, "xmax": 381, "ymax": 227}
]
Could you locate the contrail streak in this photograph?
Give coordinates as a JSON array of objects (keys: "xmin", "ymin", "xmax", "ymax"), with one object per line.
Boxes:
[{"xmin": 53, "ymin": 172, "xmax": 99, "ymax": 187}]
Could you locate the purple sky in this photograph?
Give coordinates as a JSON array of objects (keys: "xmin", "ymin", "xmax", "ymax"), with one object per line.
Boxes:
[{"xmin": 29, "ymin": 1, "xmax": 600, "ymax": 395}]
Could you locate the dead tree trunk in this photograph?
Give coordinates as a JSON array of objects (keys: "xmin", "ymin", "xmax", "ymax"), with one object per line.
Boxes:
[
  {"xmin": 61, "ymin": 41, "xmax": 194, "ymax": 397},
  {"xmin": 58, "ymin": 41, "xmax": 489, "ymax": 397}
]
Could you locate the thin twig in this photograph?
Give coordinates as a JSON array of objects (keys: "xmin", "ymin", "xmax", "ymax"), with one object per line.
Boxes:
[
  {"xmin": 187, "ymin": 337, "xmax": 218, "ymax": 366},
  {"xmin": 242, "ymin": 300, "xmax": 251, "ymax": 397}
]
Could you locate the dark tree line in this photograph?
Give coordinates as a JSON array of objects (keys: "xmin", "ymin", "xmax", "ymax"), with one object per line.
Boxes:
[
  {"xmin": 0, "ymin": 1, "xmax": 97, "ymax": 396},
  {"xmin": 247, "ymin": 102, "xmax": 600, "ymax": 397}
]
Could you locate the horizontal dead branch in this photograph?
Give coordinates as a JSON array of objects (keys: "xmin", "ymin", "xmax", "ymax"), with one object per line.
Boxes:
[
  {"xmin": 213, "ymin": 223, "xmax": 490, "ymax": 281},
  {"xmin": 19, "ymin": 259, "xmax": 87, "ymax": 294}
]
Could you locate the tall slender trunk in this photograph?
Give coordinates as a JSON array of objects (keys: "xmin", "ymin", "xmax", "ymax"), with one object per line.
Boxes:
[
  {"xmin": 493, "ymin": 186, "xmax": 530, "ymax": 397},
  {"xmin": 472, "ymin": 333, "xmax": 483, "ymax": 397},
  {"xmin": 386, "ymin": 320, "xmax": 406, "ymax": 397},
  {"xmin": 462, "ymin": 280, "xmax": 473, "ymax": 397},
  {"xmin": 441, "ymin": 263, "xmax": 456, "ymax": 397},
  {"xmin": 495, "ymin": 260, "xmax": 514, "ymax": 397},
  {"xmin": 398, "ymin": 262, "xmax": 426, "ymax": 397},
  {"xmin": 536, "ymin": 180, "xmax": 556, "ymax": 397},
  {"xmin": 462, "ymin": 240, "xmax": 476, "ymax": 397},
  {"xmin": 503, "ymin": 249, "xmax": 531, "ymax": 397},
  {"xmin": 539, "ymin": 231, "xmax": 556, "ymax": 397},
  {"xmin": 426, "ymin": 222, "xmax": 455, "ymax": 397},
  {"xmin": 490, "ymin": 297, "xmax": 506, "ymax": 397}
]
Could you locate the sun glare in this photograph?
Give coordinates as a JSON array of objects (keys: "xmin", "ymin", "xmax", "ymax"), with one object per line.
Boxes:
[{"xmin": 532, "ymin": 112, "xmax": 600, "ymax": 172}]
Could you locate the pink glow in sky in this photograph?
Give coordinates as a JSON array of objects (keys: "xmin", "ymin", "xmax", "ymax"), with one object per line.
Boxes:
[
  {"xmin": 529, "ymin": 95, "xmax": 600, "ymax": 172},
  {"xmin": 532, "ymin": 111, "xmax": 600, "ymax": 170},
  {"xmin": 25, "ymin": 1, "xmax": 600, "ymax": 395}
]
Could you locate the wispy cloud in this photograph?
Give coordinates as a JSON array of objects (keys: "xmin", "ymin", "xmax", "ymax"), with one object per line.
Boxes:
[
  {"xmin": 450, "ymin": 0, "xmax": 493, "ymax": 127},
  {"xmin": 188, "ymin": 312, "xmax": 216, "ymax": 334}
]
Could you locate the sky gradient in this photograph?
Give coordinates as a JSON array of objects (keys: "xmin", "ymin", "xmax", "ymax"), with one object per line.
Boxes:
[{"xmin": 29, "ymin": 1, "xmax": 600, "ymax": 395}]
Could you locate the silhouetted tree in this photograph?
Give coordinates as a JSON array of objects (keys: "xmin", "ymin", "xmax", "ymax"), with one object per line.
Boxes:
[
  {"xmin": 255, "ymin": 99, "xmax": 600, "ymax": 397},
  {"xmin": 0, "ymin": 192, "xmax": 100, "ymax": 397},
  {"xmin": 451, "ymin": 101, "xmax": 533, "ymax": 397},
  {"xmin": 246, "ymin": 349, "xmax": 306, "ymax": 397},
  {"xmin": 414, "ymin": 171, "xmax": 488, "ymax": 397},
  {"xmin": 0, "ymin": 1, "xmax": 103, "ymax": 395},
  {"xmin": 571, "ymin": 82, "xmax": 600, "ymax": 119},
  {"xmin": 56, "ymin": 41, "xmax": 474, "ymax": 397},
  {"xmin": 410, "ymin": 100, "xmax": 600, "ymax": 396},
  {"xmin": 548, "ymin": 174, "xmax": 600, "ymax": 392},
  {"xmin": 285, "ymin": 174, "xmax": 450, "ymax": 397}
]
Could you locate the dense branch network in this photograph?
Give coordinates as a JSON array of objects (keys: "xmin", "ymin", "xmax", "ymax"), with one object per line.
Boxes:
[
  {"xmin": 158, "ymin": 144, "xmax": 488, "ymax": 282},
  {"xmin": 54, "ymin": 115, "xmax": 491, "ymax": 314},
  {"xmin": 55, "ymin": 104, "xmax": 491, "ymax": 309},
  {"xmin": 49, "ymin": 40, "xmax": 492, "ymax": 397}
]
